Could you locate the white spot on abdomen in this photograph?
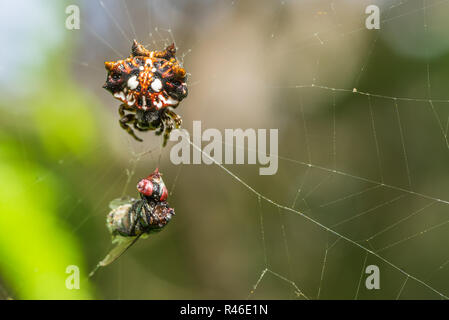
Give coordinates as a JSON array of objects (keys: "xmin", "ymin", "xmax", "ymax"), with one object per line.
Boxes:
[
  {"xmin": 153, "ymin": 97, "xmax": 163, "ymax": 109},
  {"xmin": 166, "ymin": 96, "xmax": 179, "ymax": 106},
  {"xmin": 159, "ymin": 94, "xmax": 179, "ymax": 106},
  {"xmin": 126, "ymin": 93, "xmax": 135, "ymax": 106},
  {"xmin": 114, "ymin": 91, "xmax": 126, "ymax": 101},
  {"xmin": 127, "ymin": 76, "xmax": 139, "ymax": 90},
  {"xmin": 151, "ymin": 78, "xmax": 163, "ymax": 92},
  {"xmin": 142, "ymin": 95, "xmax": 147, "ymax": 110}
]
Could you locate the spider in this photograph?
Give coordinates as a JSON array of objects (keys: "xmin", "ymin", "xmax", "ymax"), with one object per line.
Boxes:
[{"xmin": 103, "ymin": 40, "xmax": 188, "ymax": 146}]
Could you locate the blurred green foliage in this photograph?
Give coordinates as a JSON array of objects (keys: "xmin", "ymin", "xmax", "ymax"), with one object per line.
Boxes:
[
  {"xmin": 0, "ymin": 135, "xmax": 92, "ymax": 299},
  {"xmin": 0, "ymin": 34, "xmax": 97, "ymax": 299}
]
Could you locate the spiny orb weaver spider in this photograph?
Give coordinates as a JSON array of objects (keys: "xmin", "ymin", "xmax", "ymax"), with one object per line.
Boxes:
[{"xmin": 103, "ymin": 40, "xmax": 188, "ymax": 146}]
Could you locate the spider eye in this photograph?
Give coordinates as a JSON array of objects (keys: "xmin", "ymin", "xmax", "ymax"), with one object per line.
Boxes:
[{"xmin": 172, "ymin": 80, "xmax": 181, "ymax": 87}]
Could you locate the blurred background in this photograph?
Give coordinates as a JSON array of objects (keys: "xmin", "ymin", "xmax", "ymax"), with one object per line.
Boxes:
[{"xmin": 0, "ymin": 0, "xmax": 448, "ymax": 299}]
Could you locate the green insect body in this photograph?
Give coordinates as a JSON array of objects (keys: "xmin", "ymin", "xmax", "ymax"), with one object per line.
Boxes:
[{"xmin": 107, "ymin": 197, "xmax": 174, "ymax": 238}]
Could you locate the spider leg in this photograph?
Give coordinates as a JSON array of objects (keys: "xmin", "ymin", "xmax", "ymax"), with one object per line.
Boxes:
[
  {"xmin": 165, "ymin": 109, "xmax": 182, "ymax": 128},
  {"xmin": 162, "ymin": 116, "xmax": 175, "ymax": 147},
  {"xmin": 133, "ymin": 122, "xmax": 151, "ymax": 132},
  {"xmin": 119, "ymin": 113, "xmax": 143, "ymax": 142},
  {"xmin": 163, "ymin": 127, "xmax": 173, "ymax": 147},
  {"xmin": 155, "ymin": 120, "xmax": 165, "ymax": 136},
  {"xmin": 119, "ymin": 103, "xmax": 135, "ymax": 117}
]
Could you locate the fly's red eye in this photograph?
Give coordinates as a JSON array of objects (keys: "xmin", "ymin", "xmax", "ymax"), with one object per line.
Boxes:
[
  {"xmin": 137, "ymin": 179, "xmax": 153, "ymax": 196},
  {"xmin": 160, "ymin": 185, "xmax": 168, "ymax": 201}
]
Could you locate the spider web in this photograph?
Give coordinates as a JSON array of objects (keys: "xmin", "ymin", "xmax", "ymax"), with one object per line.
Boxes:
[
  {"xmin": 10, "ymin": 0, "xmax": 448, "ymax": 299},
  {"xmin": 77, "ymin": 0, "xmax": 449, "ymax": 300}
]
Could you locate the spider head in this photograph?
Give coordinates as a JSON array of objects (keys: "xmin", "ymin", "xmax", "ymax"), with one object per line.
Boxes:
[{"xmin": 137, "ymin": 168, "xmax": 168, "ymax": 202}]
